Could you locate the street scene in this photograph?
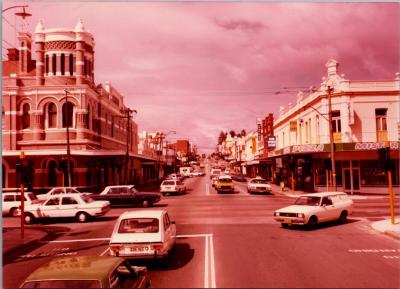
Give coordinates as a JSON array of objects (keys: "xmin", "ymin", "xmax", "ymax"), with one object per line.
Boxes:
[{"xmin": 2, "ymin": 1, "xmax": 400, "ymax": 288}]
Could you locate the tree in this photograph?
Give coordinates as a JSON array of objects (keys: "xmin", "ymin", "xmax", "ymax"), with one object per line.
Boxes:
[
  {"xmin": 217, "ymin": 131, "xmax": 227, "ymax": 145},
  {"xmin": 240, "ymin": 129, "xmax": 246, "ymax": 137},
  {"xmin": 229, "ymin": 130, "xmax": 236, "ymax": 138}
]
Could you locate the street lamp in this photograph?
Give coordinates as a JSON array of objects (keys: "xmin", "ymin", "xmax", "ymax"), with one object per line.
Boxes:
[{"xmin": 2, "ymin": 5, "xmax": 31, "ymax": 18}]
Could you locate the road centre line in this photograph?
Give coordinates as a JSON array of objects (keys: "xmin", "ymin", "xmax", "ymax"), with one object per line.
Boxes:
[{"xmin": 204, "ymin": 234, "xmax": 209, "ymax": 288}]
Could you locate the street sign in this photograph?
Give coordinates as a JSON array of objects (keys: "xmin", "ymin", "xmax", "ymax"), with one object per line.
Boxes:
[{"xmin": 267, "ymin": 136, "xmax": 276, "ymax": 150}]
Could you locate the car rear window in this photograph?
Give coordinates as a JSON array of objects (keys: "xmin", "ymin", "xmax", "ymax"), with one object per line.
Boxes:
[
  {"xmin": 21, "ymin": 280, "xmax": 102, "ymax": 288},
  {"xmin": 118, "ymin": 218, "xmax": 159, "ymax": 233},
  {"xmin": 294, "ymin": 196, "xmax": 321, "ymax": 206},
  {"xmin": 219, "ymin": 178, "xmax": 232, "ymax": 183},
  {"xmin": 162, "ymin": 181, "xmax": 175, "ymax": 186},
  {"xmin": 252, "ymin": 179, "xmax": 268, "ymax": 184}
]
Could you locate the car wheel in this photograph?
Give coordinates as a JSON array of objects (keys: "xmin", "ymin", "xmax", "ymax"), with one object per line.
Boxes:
[
  {"xmin": 338, "ymin": 211, "xmax": 348, "ymax": 224},
  {"xmin": 307, "ymin": 216, "xmax": 318, "ymax": 230},
  {"xmin": 142, "ymin": 200, "xmax": 152, "ymax": 208},
  {"xmin": 9, "ymin": 207, "xmax": 19, "ymax": 217},
  {"xmin": 281, "ymin": 223, "xmax": 289, "ymax": 228},
  {"xmin": 76, "ymin": 212, "xmax": 89, "ymax": 223},
  {"xmin": 24, "ymin": 213, "xmax": 35, "ymax": 224}
]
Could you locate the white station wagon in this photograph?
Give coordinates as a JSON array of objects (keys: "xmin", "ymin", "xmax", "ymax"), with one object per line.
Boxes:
[
  {"xmin": 23, "ymin": 193, "xmax": 110, "ymax": 224},
  {"xmin": 109, "ymin": 210, "xmax": 176, "ymax": 263},
  {"xmin": 160, "ymin": 180, "xmax": 186, "ymax": 195},
  {"xmin": 273, "ymin": 192, "xmax": 354, "ymax": 229}
]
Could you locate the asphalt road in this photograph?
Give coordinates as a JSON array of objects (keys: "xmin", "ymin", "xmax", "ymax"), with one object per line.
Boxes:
[{"xmin": 3, "ymin": 175, "xmax": 400, "ymax": 288}]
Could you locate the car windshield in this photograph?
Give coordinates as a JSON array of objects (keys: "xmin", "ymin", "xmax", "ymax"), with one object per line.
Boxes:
[
  {"xmin": 252, "ymin": 179, "xmax": 268, "ymax": 184},
  {"xmin": 27, "ymin": 193, "xmax": 38, "ymax": 200},
  {"xmin": 118, "ymin": 218, "xmax": 159, "ymax": 233},
  {"xmin": 65, "ymin": 188, "xmax": 80, "ymax": 194},
  {"xmin": 163, "ymin": 181, "xmax": 175, "ymax": 186},
  {"xmin": 219, "ymin": 178, "xmax": 232, "ymax": 183},
  {"xmin": 81, "ymin": 195, "xmax": 94, "ymax": 203},
  {"xmin": 294, "ymin": 196, "xmax": 321, "ymax": 206},
  {"xmin": 21, "ymin": 280, "xmax": 102, "ymax": 288}
]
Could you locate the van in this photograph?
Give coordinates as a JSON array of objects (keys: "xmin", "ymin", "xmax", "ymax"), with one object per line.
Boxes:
[
  {"xmin": 2, "ymin": 192, "xmax": 41, "ymax": 216},
  {"xmin": 179, "ymin": 167, "xmax": 192, "ymax": 177}
]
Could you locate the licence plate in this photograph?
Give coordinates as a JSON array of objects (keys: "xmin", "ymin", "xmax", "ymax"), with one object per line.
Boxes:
[
  {"xmin": 283, "ymin": 219, "xmax": 292, "ymax": 224},
  {"xmin": 125, "ymin": 246, "xmax": 154, "ymax": 254}
]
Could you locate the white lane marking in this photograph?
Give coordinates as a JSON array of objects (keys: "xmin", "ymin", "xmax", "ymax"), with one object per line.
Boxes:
[
  {"xmin": 206, "ymin": 183, "xmax": 210, "ymax": 195},
  {"xmin": 204, "ymin": 234, "xmax": 209, "ymax": 288},
  {"xmin": 210, "ymin": 234, "xmax": 216, "ymax": 288},
  {"xmin": 44, "ymin": 237, "xmax": 110, "ymax": 243},
  {"xmin": 100, "ymin": 247, "xmax": 110, "ymax": 256},
  {"xmin": 178, "ymin": 234, "xmax": 211, "ymax": 238}
]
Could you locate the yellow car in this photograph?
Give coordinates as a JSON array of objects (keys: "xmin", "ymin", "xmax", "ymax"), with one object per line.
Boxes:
[{"xmin": 215, "ymin": 175, "xmax": 234, "ymax": 194}]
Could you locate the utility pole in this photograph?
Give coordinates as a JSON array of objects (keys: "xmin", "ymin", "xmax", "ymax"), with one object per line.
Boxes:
[
  {"xmin": 64, "ymin": 89, "xmax": 72, "ymax": 187},
  {"xmin": 124, "ymin": 108, "xmax": 133, "ymax": 185},
  {"xmin": 327, "ymin": 85, "xmax": 337, "ymax": 191}
]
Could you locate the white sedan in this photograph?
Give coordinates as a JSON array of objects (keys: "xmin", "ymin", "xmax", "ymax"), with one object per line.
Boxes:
[
  {"xmin": 24, "ymin": 193, "xmax": 110, "ymax": 224},
  {"xmin": 36, "ymin": 187, "xmax": 88, "ymax": 201},
  {"xmin": 247, "ymin": 177, "xmax": 272, "ymax": 194},
  {"xmin": 109, "ymin": 209, "xmax": 176, "ymax": 264},
  {"xmin": 273, "ymin": 192, "xmax": 354, "ymax": 229}
]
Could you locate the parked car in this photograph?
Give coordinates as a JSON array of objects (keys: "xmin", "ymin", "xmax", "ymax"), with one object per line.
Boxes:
[
  {"xmin": 165, "ymin": 173, "xmax": 184, "ymax": 182},
  {"xmin": 2, "ymin": 192, "xmax": 41, "ymax": 216},
  {"xmin": 210, "ymin": 174, "xmax": 219, "ymax": 187},
  {"xmin": 231, "ymin": 173, "xmax": 247, "ymax": 182},
  {"xmin": 23, "ymin": 193, "xmax": 110, "ymax": 224},
  {"xmin": 160, "ymin": 180, "xmax": 186, "ymax": 196},
  {"xmin": 36, "ymin": 187, "xmax": 88, "ymax": 201},
  {"xmin": 273, "ymin": 192, "xmax": 354, "ymax": 229},
  {"xmin": 215, "ymin": 175, "xmax": 234, "ymax": 194},
  {"xmin": 247, "ymin": 177, "xmax": 272, "ymax": 194},
  {"xmin": 19, "ymin": 255, "xmax": 150, "ymax": 288},
  {"xmin": 109, "ymin": 209, "xmax": 176, "ymax": 263},
  {"xmin": 91, "ymin": 185, "xmax": 162, "ymax": 208},
  {"xmin": 189, "ymin": 170, "xmax": 204, "ymax": 177}
]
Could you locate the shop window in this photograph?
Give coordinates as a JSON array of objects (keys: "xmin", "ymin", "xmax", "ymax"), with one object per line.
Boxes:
[
  {"xmin": 47, "ymin": 102, "xmax": 57, "ymax": 128},
  {"xmin": 375, "ymin": 108, "xmax": 388, "ymax": 142},
  {"xmin": 62, "ymin": 102, "xmax": 74, "ymax": 128},
  {"xmin": 360, "ymin": 160, "xmax": 387, "ymax": 186},
  {"xmin": 22, "ymin": 103, "xmax": 30, "ymax": 129}
]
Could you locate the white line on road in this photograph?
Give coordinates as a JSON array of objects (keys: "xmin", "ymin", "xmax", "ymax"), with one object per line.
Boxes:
[
  {"xmin": 100, "ymin": 247, "xmax": 110, "ymax": 256},
  {"xmin": 43, "ymin": 237, "xmax": 110, "ymax": 243},
  {"xmin": 206, "ymin": 183, "xmax": 210, "ymax": 195},
  {"xmin": 204, "ymin": 234, "xmax": 209, "ymax": 288},
  {"xmin": 209, "ymin": 234, "xmax": 216, "ymax": 288}
]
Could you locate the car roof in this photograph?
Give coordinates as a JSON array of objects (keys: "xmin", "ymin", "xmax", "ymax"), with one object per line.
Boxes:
[
  {"xmin": 105, "ymin": 185, "xmax": 134, "ymax": 188},
  {"xmin": 23, "ymin": 256, "xmax": 123, "ymax": 281},
  {"xmin": 48, "ymin": 193, "xmax": 83, "ymax": 198},
  {"xmin": 300, "ymin": 192, "xmax": 348, "ymax": 197},
  {"xmin": 218, "ymin": 175, "xmax": 232, "ymax": 179},
  {"xmin": 119, "ymin": 209, "xmax": 166, "ymax": 219}
]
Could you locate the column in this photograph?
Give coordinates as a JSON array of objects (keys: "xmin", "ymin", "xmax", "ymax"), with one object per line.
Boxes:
[
  {"xmin": 35, "ymin": 41, "xmax": 45, "ymax": 85},
  {"xmin": 75, "ymin": 41, "xmax": 84, "ymax": 84}
]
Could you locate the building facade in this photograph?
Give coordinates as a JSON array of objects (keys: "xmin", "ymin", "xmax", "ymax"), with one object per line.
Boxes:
[
  {"xmin": 2, "ymin": 20, "xmax": 157, "ymax": 193},
  {"xmin": 271, "ymin": 59, "xmax": 400, "ymax": 194}
]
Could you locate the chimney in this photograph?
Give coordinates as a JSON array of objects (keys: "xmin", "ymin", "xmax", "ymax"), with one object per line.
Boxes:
[
  {"xmin": 7, "ymin": 48, "xmax": 19, "ymax": 61},
  {"xmin": 18, "ymin": 32, "xmax": 32, "ymax": 74}
]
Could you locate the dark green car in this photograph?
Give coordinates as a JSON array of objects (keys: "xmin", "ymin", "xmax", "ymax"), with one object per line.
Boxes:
[{"xmin": 19, "ymin": 256, "xmax": 150, "ymax": 288}]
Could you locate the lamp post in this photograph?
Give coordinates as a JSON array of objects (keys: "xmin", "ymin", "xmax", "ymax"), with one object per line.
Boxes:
[
  {"xmin": 2, "ymin": 5, "xmax": 31, "ymax": 17},
  {"xmin": 158, "ymin": 131, "xmax": 176, "ymax": 178},
  {"xmin": 327, "ymin": 85, "xmax": 337, "ymax": 191}
]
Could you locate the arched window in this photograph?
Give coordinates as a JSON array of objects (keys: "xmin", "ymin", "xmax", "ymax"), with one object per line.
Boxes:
[
  {"xmin": 62, "ymin": 102, "xmax": 74, "ymax": 128},
  {"xmin": 69, "ymin": 54, "xmax": 73, "ymax": 76},
  {"xmin": 45, "ymin": 54, "xmax": 49, "ymax": 74},
  {"xmin": 47, "ymin": 103, "xmax": 57, "ymax": 128},
  {"xmin": 22, "ymin": 103, "xmax": 30, "ymax": 129},
  {"xmin": 52, "ymin": 54, "xmax": 56, "ymax": 75},
  {"xmin": 61, "ymin": 54, "xmax": 65, "ymax": 75},
  {"xmin": 48, "ymin": 160, "xmax": 57, "ymax": 186}
]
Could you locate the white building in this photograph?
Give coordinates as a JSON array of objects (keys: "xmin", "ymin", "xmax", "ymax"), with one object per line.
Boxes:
[{"xmin": 272, "ymin": 59, "xmax": 399, "ymax": 194}]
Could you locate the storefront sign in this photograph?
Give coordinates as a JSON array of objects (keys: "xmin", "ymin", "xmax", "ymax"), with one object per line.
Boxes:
[
  {"xmin": 290, "ymin": 121, "xmax": 297, "ymax": 131},
  {"xmin": 257, "ymin": 118, "xmax": 262, "ymax": 141},
  {"xmin": 267, "ymin": 136, "xmax": 276, "ymax": 149},
  {"xmin": 355, "ymin": 142, "xmax": 399, "ymax": 151},
  {"xmin": 292, "ymin": 144, "xmax": 325, "ymax": 153}
]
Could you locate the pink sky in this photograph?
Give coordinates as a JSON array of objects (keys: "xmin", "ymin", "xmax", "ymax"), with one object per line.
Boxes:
[{"xmin": 3, "ymin": 1, "xmax": 399, "ymax": 152}]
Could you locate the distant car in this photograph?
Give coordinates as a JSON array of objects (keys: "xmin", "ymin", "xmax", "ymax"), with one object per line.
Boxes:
[
  {"xmin": 109, "ymin": 209, "xmax": 176, "ymax": 263},
  {"xmin": 23, "ymin": 194, "xmax": 110, "ymax": 224},
  {"xmin": 273, "ymin": 192, "xmax": 354, "ymax": 229},
  {"xmin": 36, "ymin": 187, "xmax": 88, "ymax": 201},
  {"xmin": 215, "ymin": 175, "xmax": 234, "ymax": 194},
  {"xmin": 190, "ymin": 171, "xmax": 204, "ymax": 177},
  {"xmin": 91, "ymin": 185, "xmax": 161, "ymax": 208},
  {"xmin": 166, "ymin": 173, "xmax": 184, "ymax": 182},
  {"xmin": 247, "ymin": 177, "xmax": 272, "ymax": 194},
  {"xmin": 210, "ymin": 174, "xmax": 219, "ymax": 187},
  {"xmin": 160, "ymin": 180, "xmax": 186, "ymax": 196},
  {"xmin": 2, "ymin": 192, "xmax": 41, "ymax": 217},
  {"xmin": 19, "ymin": 255, "xmax": 150, "ymax": 288},
  {"xmin": 210, "ymin": 169, "xmax": 221, "ymax": 179},
  {"xmin": 231, "ymin": 173, "xmax": 247, "ymax": 182}
]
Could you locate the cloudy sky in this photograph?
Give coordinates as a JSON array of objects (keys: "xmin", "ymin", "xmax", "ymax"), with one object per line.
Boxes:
[{"xmin": 3, "ymin": 1, "xmax": 399, "ymax": 152}]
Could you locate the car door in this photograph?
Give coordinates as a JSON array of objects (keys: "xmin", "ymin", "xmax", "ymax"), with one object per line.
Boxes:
[
  {"xmin": 60, "ymin": 196, "xmax": 80, "ymax": 217},
  {"xmin": 106, "ymin": 187, "xmax": 120, "ymax": 206},
  {"xmin": 320, "ymin": 197, "xmax": 337, "ymax": 221},
  {"xmin": 122, "ymin": 187, "xmax": 135, "ymax": 206},
  {"xmin": 164, "ymin": 213, "xmax": 176, "ymax": 251},
  {"xmin": 40, "ymin": 196, "xmax": 61, "ymax": 218}
]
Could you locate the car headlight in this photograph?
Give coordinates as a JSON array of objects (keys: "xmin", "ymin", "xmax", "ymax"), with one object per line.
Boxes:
[
  {"xmin": 274, "ymin": 212, "xmax": 280, "ymax": 216},
  {"xmin": 297, "ymin": 213, "xmax": 305, "ymax": 218}
]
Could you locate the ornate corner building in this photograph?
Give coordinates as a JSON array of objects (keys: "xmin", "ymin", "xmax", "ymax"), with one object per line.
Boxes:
[{"xmin": 2, "ymin": 19, "xmax": 157, "ymax": 193}]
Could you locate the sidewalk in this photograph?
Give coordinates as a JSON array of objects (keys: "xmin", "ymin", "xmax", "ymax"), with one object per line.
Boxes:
[
  {"xmin": 370, "ymin": 218, "xmax": 400, "ymax": 241},
  {"xmin": 2, "ymin": 226, "xmax": 49, "ymax": 257}
]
